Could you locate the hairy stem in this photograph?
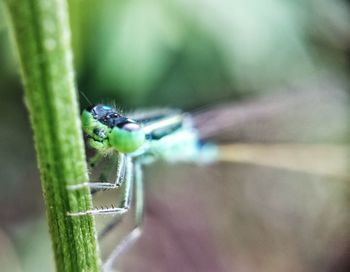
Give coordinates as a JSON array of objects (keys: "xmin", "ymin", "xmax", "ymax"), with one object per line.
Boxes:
[{"xmin": 4, "ymin": 0, "xmax": 100, "ymax": 271}]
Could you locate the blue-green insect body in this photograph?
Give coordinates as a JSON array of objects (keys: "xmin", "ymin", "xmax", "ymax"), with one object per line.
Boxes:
[
  {"xmin": 71, "ymin": 103, "xmax": 217, "ymax": 269},
  {"xmin": 82, "ymin": 105, "xmax": 145, "ymax": 154},
  {"xmin": 136, "ymin": 123, "xmax": 217, "ymax": 164},
  {"xmin": 81, "ymin": 104, "xmax": 217, "ymax": 163}
]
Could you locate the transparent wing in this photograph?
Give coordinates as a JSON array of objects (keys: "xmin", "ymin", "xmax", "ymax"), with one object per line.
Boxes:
[
  {"xmin": 120, "ymin": 82, "xmax": 350, "ymax": 272},
  {"xmin": 102, "ymin": 82, "xmax": 350, "ymax": 272},
  {"xmin": 192, "ymin": 84, "xmax": 350, "ymax": 178}
]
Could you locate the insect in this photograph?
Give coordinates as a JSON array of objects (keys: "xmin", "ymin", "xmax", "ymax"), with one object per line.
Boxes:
[
  {"xmin": 67, "ymin": 90, "xmax": 348, "ymax": 271},
  {"xmin": 67, "ymin": 104, "xmax": 218, "ymax": 270}
]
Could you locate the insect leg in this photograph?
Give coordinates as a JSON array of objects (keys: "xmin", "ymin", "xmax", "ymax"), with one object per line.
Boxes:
[
  {"xmin": 67, "ymin": 156, "xmax": 133, "ymax": 216},
  {"xmin": 67, "ymin": 153, "xmax": 126, "ymax": 191},
  {"xmin": 102, "ymin": 161, "xmax": 144, "ymax": 271}
]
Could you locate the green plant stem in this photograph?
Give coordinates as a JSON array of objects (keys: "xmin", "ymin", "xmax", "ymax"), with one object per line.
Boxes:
[{"xmin": 4, "ymin": 0, "xmax": 100, "ymax": 271}]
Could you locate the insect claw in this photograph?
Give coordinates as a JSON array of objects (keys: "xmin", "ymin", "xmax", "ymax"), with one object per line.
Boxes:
[{"xmin": 67, "ymin": 183, "xmax": 89, "ymax": 190}]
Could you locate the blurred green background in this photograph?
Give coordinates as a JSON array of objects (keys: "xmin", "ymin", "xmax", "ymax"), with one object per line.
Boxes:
[{"xmin": 1, "ymin": 0, "xmax": 350, "ymax": 271}]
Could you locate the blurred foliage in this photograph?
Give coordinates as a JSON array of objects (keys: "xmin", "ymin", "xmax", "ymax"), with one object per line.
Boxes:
[
  {"xmin": 67, "ymin": 0, "xmax": 350, "ymax": 108},
  {"xmin": 1, "ymin": 0, "xmax": 350, "ymax": 108}
]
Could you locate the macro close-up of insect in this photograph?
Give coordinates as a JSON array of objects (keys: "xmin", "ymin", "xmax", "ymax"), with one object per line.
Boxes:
[
  {"xmin": 1, "ymin": 1, "xmax": 350, "ymax": 272},
  {"xmin": 66, "ymin": 87, "xmax": 350, "ymax": 271},
  {"xmin": 67, "ymin": 103, "xmax": 218, "ymax": 270}
]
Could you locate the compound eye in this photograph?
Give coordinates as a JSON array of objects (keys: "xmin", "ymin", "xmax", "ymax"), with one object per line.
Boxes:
[
  {"xmin": 90, "ymin": 104, "xmax": 114, "ymax": 119},
  {"xmin": 109, "ymin": 121, "xmax": 145, "ymax": 153},
  {"xmin": 118, "ymin": 121, "xmax": 141, "ymax": 131}
]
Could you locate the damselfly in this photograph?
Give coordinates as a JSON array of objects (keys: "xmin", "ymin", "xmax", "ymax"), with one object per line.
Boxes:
[
  {"xmin": 67, "ymin": 104, "xmax": 218, "ymax": 270},
  {"xmin": 68, "ymin": 87, "xmax": 349, "ymax": 271}
]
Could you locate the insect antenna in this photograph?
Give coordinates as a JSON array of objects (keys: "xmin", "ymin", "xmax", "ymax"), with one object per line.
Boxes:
[{"xmin": 79, "ymin": 90, "xmax": 93, "ymax": 106}]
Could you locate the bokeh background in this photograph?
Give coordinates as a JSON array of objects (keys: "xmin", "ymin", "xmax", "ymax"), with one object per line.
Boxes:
[{"xmin": 1, "ymin": 0, "xmax": 350, "ymax": 271}]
